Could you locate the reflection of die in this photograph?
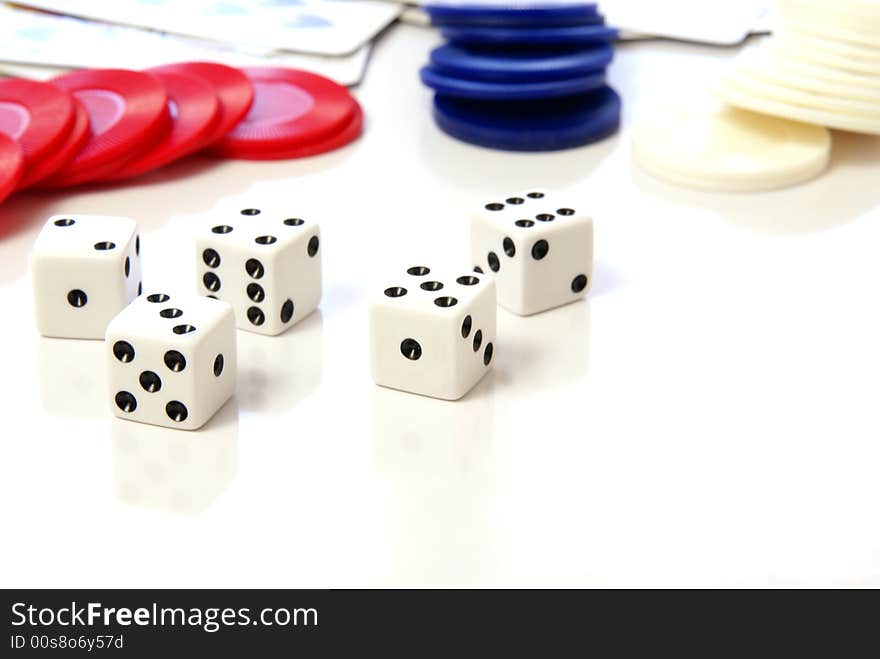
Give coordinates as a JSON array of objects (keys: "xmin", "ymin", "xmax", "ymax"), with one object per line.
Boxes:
[
  {"xmin": 195, "ymin": 207, "xmax": 322, "ymax": 336},
  {"xmin": 471, "ymin": 189, "xmax": 593, "ymax": 316},
  {"xmin": 371, "ymin": 384, "xmax": 494, "ymax": 480},
  {"xmin": 237, "ymin": 310, "xmax": 323, "ymax": 414},
  {"xmin": 369, "ymin": 265, "xmax": 496, "ymax": 400},
  {"xmin": 106, "ymin": 293, "xmax": 236, "ymax": 430},
  {"xmin": 31, "ymin": 215, "xmax": 142, "ymax": 339},
  {"xmin": 112, "ymin": 402, "xmax": 238, "ymax": 514},
  {"xmin": 38, "ymin": 338, "xmax": 106, "ymax": 419}
]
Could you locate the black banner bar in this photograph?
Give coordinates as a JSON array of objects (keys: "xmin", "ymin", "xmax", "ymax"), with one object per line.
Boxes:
[{"xmin": 2, "ymin": 589, "xmax": 877, "ymax": 654}]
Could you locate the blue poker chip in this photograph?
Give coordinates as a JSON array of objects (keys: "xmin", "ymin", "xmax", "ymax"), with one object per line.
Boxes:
[
  {"xmin": 425, "ymin": 3, "xmax": 602, "ymax": 27},
  {"xmin": 432, "ymin": 86, "xmax": 621, "ymax": 151},
  {"xmin": 430, "ymin": 43, "xmax": 614, "ymax": 82},
  {"xmin": 441, "ymin": 23, "xmax": 619, "ymax": 47},
  {"xmin": 420, "ymin": 64, "xmax": 605, "ymax": 100}
]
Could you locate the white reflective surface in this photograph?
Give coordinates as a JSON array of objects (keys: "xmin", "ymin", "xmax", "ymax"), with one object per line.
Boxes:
[{"xmin": 1, "ymin": 29, "xmax": 880, "ymax": 587}]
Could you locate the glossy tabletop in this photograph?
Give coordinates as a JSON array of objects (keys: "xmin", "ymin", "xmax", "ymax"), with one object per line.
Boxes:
[{"xmin": 1, "ymin": 25, "xmax": 879, "ymax": 588}]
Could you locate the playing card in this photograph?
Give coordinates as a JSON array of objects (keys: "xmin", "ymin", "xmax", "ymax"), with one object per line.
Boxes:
[
  {"xmin": 16, "ymin": 0, "xmax": 404, "ymax": 56},
  {"xmin": 0, "ymin": 6, "xmax": 372, "ymax": 86},
  {"xmin": 603, "ymin": 0, "xmax": 770, "ymax": 46},
  {"xmin": 0, "ymin": 62, "xmax": 65, "ymax": 82}
]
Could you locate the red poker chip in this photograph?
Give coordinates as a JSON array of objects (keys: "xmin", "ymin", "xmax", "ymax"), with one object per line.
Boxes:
[
  {"xmin": 150, "ymin": 62, "xmax": 253, "ymax": 149},
  {"xmin": 278, "ymin": 101, "xmax": 363, "ymax": 159},
  {"xmin": 0, "ymin": 133, "xmax": 24, "ymax": 204},
  {"xmin": 104, "ymin": 70, "xmax": 221, "ymax": 181},
  {"xmin": 213, "ymin": 67, "xmax": 358, "ymax": 159},
  {"xmin": 42, "ymin": 69, "xmax": 171, "ymax": 188},
  {"xmin": 0, "ymin": 78, "xmax": 76, "ymax": 174},
  {"xmin": 18, "ymin": 98, "xmax": 91, "ymax": 189},
  {"xmin": 227, "ymin": 102, "xmax": 364, "ymax": 161}
]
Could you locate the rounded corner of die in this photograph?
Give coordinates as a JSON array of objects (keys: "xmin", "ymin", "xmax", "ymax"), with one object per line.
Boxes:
[
  {"xmin": 178, "ymin": 418, "xmax": 209, "ymax": 432},
  {"xmin": 443, "ymin": 389, "xmax": 469, "ymax": 402}
]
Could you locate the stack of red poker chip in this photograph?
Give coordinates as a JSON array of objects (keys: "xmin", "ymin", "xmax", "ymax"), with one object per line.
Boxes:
[
  {"xmin": 42, "ymin": 69, "xmax": 172, "ymax": 188},
  {"xmin": 150, "ymin": 62, "xmax": 255, "ymax": 150},
  {"xmin": 0, "ymin": 62, "xmax": 363, "ymax": 206},
  {"xmin": 103, "ymin": 69, "xmax": 221, "ymax": 181}
]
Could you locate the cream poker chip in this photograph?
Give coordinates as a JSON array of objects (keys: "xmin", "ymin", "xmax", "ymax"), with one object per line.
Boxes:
[
  {"xmin": 769, "ymin": 38, "xmax": 880, "ymax": 76},
  {"xmin": 632, "ymin": 99, "xmax": 831, "ymax": 192},
  {"xmin": 721, "ymin": 69, "xmax": 880, "ymax": 117},
  {"xmin": 715, "ymin": 74, "xmax": 880, "ymax": 134},
  {"xmin": 736, "ymin": 50, "xmax": 880, "ymax": 103},
  {"xmin": 777, "ymin": 27, "xmax": 880, "ymax": 61},
  {"xmin": 777, "ymin": 0, "xmax": 880, "ymax": 35}
]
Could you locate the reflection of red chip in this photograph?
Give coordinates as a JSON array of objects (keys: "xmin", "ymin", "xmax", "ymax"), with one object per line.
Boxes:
[
  {"xmin": 42, "ymin": 69, "xmax": 171, "ymax": 187},
  {"xmin": 0, "ymin": 78, "xmax": 76, "ymax": 174},
  {"xmin": 151, "ymin": 61, "xmax": 253, "ymax": 148},
  {"xmin": 0, "ymin": 133, "xmax": 24, "ymax": 204},
  {"xmin": 19, "ymin": 98, "xmax": 91, "ymax": 189},
  {"xmin": 213, "ymin": 67, "xmax": 358, "ymax": 159},
  {"xmin": 105, "ymin": 70, "xmax": 221, "ymax": 181}
]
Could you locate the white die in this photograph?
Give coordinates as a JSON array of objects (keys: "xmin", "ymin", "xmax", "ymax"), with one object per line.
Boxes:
[
  {"xmin": 470, "ymin": 189, "xmax": 593, "ymax": 316},
  {"xmin": 369, "ymin": 265, "xmax": 497, "ymax": 400},
  {"xmin": 106, "ymin": 293, "xmax": 236, "ymax": 430},
  {"xmin": 195, "ymin": 207, "xmax": 322, "ymax": 336},
  {"xmin": 32, "ymin": 214, "xmax": 142, "ymax": 339}
]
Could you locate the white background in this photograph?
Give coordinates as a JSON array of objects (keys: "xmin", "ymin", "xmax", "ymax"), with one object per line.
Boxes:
[{"xmin": 1, "ymin": 24, "xmax": 879, "ymax": 588}]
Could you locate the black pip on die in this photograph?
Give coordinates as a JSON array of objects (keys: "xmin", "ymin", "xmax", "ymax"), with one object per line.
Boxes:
[
  {"xmin": 32, "ymin": 215, "xmax": 143, "ymax": 339},
  {"xmin": 196, "ymin": 208, "xmax": 322, "ymax": 336},
  {"xmin": 470, "ymin": 190, "xmax": 593, "ymax": 316},
  {"xmin": 106, "ymin": 294, "xmax": 236, "ymax": 430},
  {"xmin": 369, "ymin": 265, "xmax": 496, "ymax": 400}
]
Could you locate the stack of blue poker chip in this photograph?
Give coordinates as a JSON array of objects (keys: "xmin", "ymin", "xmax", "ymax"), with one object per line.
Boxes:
[{"xmin": 420, "ymin": 2, "xmax": 621, "ymax": 152}]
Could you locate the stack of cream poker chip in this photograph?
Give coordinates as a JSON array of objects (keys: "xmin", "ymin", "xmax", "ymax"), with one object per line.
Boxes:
[
  {"xmin": 633, "ymin": 0, "xmax": 879, "ymax": 193},
  {"xmin": 717, "ymin": 0, "xmax": 880, "ymax": 136}
]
